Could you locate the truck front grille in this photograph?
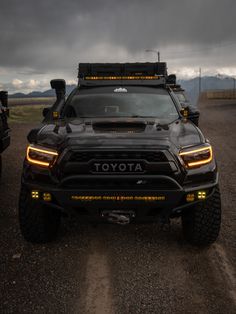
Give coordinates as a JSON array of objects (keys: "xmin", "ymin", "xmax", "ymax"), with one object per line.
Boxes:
[{"xmin": 69, "ymin": 151, "xmax": 168, "ymax": 163}]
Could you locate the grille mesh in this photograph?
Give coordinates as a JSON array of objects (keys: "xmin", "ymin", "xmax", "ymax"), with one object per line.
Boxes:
[{"xmin": 69, "ymin": 151, "xmax": 167, "ymax": 163}]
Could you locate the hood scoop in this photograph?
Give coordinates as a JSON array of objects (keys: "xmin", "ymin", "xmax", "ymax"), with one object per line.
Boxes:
[{"xmin": 92, "ymin": 121, "xmax": 147, "ymax": 133}]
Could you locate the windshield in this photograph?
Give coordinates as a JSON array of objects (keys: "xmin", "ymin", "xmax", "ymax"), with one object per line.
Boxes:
[{"xmin": 64, "ymin": 93, "xmax": 179, "ymax": 122}]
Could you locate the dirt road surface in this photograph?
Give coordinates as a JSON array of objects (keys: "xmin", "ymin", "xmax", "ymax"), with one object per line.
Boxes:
[{"xmin": 0, "ymin": 99, "xmax": 236, "ymax": 313}]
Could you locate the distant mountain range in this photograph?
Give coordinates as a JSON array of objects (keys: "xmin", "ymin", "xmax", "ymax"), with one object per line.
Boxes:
[
  {"xmin": 9, "ymin": 77, "xmax": 236, "ymax": 106},
  {"xmin": 9, "ymin": 85, "xmax": 76, "ymax": 99},
  {"xmin": 179, "ymin": 76, "xmax": 236, "ymax": 106}
]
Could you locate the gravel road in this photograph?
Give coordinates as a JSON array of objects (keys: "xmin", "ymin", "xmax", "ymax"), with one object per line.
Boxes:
[{"xmin": 0, "ymin": 99, "xmax": 236, "ymax": 314}]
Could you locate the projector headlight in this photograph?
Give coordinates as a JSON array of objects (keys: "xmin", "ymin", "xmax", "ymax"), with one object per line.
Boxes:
[
  {"xmin": 26, "ymin": 145, "xmax": 58, "ymax": 168},
  {"xmin": 179, "ymin": 144, "xmax": 213, "ymax": 168}
]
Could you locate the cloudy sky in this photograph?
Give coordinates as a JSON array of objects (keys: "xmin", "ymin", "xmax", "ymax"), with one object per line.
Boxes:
[{"xmin": 0, "ymin": 0, "xmax": 236, "ymax": 93}]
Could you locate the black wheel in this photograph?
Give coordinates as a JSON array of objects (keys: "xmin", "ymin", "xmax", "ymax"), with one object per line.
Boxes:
[
  {"xmin": 19, "ymin": 185, "xmax": 61, "ymax": 243},
  {"xmin": 182, "ymin": 186, "xmax": 221, "ymax": 246}
]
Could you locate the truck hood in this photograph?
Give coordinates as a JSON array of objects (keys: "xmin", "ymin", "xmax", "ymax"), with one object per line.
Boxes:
[{"xmin": 34, "ymin": 117, "xmax": 204, "ymax": 150}]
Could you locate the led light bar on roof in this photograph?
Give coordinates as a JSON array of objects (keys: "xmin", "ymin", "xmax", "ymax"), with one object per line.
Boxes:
[{"xmin": 84, "ymin": 75, "xmax": 162, "ymax": 80}]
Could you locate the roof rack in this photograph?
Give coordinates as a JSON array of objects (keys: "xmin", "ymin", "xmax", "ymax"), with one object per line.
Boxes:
[{"xmin": 78, "ymin": 62, "xmax": 167, "ymax": 87}]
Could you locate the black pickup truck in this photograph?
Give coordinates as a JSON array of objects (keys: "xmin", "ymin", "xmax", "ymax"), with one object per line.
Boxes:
[
  {"xmin": 166, "ymin": 75, "xmax": 200, "ymax": 127},
  {"xmin": 0, "ymin": 91, "xmax": 10, "ymax": 176},
  {"xmin": 18, "ymin": 62, "xmax": 221, "ymax": 246},
  {"xmin": 170, "ymin": 83, "xmax": 200, "ymax": 126}
]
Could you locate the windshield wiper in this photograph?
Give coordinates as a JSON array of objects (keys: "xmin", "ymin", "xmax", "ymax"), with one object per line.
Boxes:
[
  {"xmin": 129, "ymin": 115, "xmax": 155, "ymax": 118},
  {"xmin": 71, "ymin": 115, "xmax": 158, "ymax": 119}
]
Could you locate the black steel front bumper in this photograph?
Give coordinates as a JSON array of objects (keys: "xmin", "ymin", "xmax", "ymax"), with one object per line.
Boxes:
[{"xmin": 21, "ymin": 173, "xmax": 219, "ymax": 222}]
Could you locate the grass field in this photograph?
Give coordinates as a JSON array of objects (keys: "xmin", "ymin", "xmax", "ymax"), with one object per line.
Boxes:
[
  {"xmin": 8, "ymin": 97, "xmax": 55, "ymax": 107},
  {"xmin": 7, "ymin": 97, "xmax": 55, "ymax": 123},
  {"xmin": 8, "ymin": 104, "xmax": 50, "ymax": 123}
]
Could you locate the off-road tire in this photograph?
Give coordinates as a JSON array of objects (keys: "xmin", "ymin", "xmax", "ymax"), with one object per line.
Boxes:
[
  {"xmin": 19, "ymin": 185, "xmax": 61, "ymax": 243},
  {"xmin": 182, "ymin": 186, "xmax": 221, "ymax": 246}
]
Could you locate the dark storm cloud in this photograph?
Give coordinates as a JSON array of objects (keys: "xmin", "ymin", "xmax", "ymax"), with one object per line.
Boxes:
[{"xmin": 0, "ymin": 0, "xmax": 236, "ymax": 76}]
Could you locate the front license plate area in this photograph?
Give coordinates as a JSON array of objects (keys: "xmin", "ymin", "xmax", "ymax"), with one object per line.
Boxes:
[{"xmin": 101, "ymin": 210, "xmax": 136, "ymax": 225}]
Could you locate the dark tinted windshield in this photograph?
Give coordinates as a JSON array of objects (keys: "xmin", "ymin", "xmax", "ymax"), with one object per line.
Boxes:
[{"xmin": 64, "ymin": 92, "xmax": 179, "ymax": 121}]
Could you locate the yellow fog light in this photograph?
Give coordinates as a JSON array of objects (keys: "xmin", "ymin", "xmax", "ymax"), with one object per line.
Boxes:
[
  {"xmin": 31, "ymin": 191, "xmax": 39, "ymax": 199},
  {"xmin": 186, "ymin": 193, "xmax": 195, "ymax": 202},
  {"xmin": 197, "ymin": 191, "xmax": 206, "ymax": 200},
  {"xmin": 43, "ymin": 193, "xmax": 52, "ymax": 202},
  {"xmin": 53, "ymin": 111, "xmax": 59, "ymax": 119}
]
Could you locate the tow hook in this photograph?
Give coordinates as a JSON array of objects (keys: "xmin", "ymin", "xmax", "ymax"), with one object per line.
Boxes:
[{"xmin": 101, "ymin": 210, "xmax": 135, "ymax": 225}]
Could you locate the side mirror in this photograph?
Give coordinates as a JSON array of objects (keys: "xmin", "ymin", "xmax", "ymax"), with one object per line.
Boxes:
[{"xmin": 43, "ymin": 107, "xmax": 50, "ymax": 117}]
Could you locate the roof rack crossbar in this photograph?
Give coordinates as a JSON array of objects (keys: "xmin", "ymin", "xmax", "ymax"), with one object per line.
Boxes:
[{"xmin": 79, "ymin": 78, "xmax": 166, "ymax": 87}]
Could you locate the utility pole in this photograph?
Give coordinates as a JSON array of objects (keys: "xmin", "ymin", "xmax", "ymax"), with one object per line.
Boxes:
[
  {"xmin": 145, "ymin": 49, "xmax": 160, "ymax": 62},
  {"xmin": 233, "ymin": 77, "xmax": 235, "ymax": 97}
]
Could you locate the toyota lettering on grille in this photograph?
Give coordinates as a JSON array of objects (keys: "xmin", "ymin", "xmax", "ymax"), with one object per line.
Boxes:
[{"xmin": 92, "ymin": 161, "xmax": 145, "ymax": 173}]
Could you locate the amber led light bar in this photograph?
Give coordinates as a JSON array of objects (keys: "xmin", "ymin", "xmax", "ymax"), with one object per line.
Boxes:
[
  {"xmin": 27, "ymin": 145, "xmax": 58, "ymax": 167},
  {"xmin": 179, "ymin": 145, "xmax": 213, "ymax": 168},
  {"xmin": 71, "ymin": 195, "xmax": 166, "ymax": 202},
  {"xmin": 84, "ymin": 75, "xmax": 161, "ymax": 80}
]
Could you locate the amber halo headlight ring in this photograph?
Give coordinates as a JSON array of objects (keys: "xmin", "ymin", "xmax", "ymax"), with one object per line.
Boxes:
[
  {"xmin": 179, "ymin": 144, "xmax": 213, "ymax": 168},
  {"xmin": 26, "ymin": 145, "xmax": 59, "ymax": 168}
]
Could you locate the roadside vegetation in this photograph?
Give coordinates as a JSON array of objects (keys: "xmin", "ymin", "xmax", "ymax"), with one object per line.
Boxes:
[
  {"xmin": 8, "ymin": 97, "xmax": 55, "ymax": 123},
  {"xmin": 9, "ymin": 104, "xmax": 50, "ymax": 123},
  {"xmin": 8, "ymin": 97, "xmax": 55, "ymax": 107}
]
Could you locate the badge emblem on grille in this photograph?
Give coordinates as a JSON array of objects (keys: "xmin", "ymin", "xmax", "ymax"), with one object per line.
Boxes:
[{"xmin": 92, "ymin": 162, "xmax": 144, "ymax": 173}]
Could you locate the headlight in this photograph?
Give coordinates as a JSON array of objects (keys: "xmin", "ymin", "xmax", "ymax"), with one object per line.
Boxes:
[
  {"xmin": 26, "ymin": 145, "xmax": 58, "ymax": 167},
  {"xmin": 179, "ymin": 144, "xmax": 213, "ymax": 168}
]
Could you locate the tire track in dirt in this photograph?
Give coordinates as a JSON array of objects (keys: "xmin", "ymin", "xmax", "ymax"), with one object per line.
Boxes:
[
  {"xmin": 209, "ymin": 243, "xmax": 236, "ymax": 306},
  {"xmin": 78, "ymin": 234, "xmax": 114, "ymax": 314}
]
